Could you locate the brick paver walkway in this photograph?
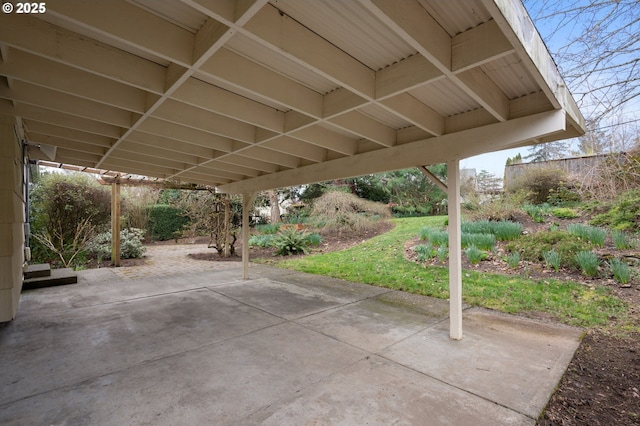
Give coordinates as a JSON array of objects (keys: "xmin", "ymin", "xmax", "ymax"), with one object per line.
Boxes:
[{"xmin": 111, "ymin": 244, "xmax": 239, "ymax": 280}]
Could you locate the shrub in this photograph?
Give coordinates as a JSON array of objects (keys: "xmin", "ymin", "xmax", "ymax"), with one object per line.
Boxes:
[
  {"xmin": 551, "ymin": 207, "xmax": 580, "ymax": 219},
  {"xmin": 611, "ymin": 230, "xmax": 636, "ymax": 250},
  {"xmin": 547, "ymin": 186, "xmax": 581, "ymax": 206},
  {"xmin": 590, "ymin": 189, "xmax": 640, "ymax": 231},
  {"xmin": 465, "ymin": 245, "xmax": 486, "ymax": 264},
  {"xmin": 147, "ymin": 204, "xmax": 189, "ymax": 241},
  {"xmin": 310, "ymin": 191, "xmax": 391, "ymax": 233},
  {"xmin": 609, "ymin": 258, "xmax": 631, "ymax": 284},
  {"xmin": 272, "ymin": 227, "xmax": 310, "ymax": 256},
  {"xmin": 575, "ymin": 251, "xmax": 600, "ymax": 277},
  {"xmin": 122, "ymin": 187, "xmax": 158, "ymax": 231},
  {"xmin": 86, "ymin": 228, "xmax": 147, "ymax": 260},
  {"xmin": 509, "ymin": 167, "xmax": 572, "ymax": 205},
  {"xmin": 505, "ymin": 230, "xmax": 591, "ymax": 270},
  {"xmin": 462, "ymin": 193, "xmax": 521, "ymax": 222},
  {"xmin": 543, "ymin": 249, "xmax": 561, "ymax": 272},
  {"xmin": 504, "ymin": 252, "xmax": 520, "ymax": 269},
  {"xmin": 29, "ymin": 172, "xmax": 111, "ymax": 267}
]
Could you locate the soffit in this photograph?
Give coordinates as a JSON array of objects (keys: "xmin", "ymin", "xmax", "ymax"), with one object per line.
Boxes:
[{"xmin": 0, "ymin": 0, "xmax": 585, "ymax": 193}]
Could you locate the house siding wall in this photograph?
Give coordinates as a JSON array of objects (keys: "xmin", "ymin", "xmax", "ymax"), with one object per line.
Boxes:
[{"xmin": 0, "ymin": 115, "xmax": 26, "ymax": 322}]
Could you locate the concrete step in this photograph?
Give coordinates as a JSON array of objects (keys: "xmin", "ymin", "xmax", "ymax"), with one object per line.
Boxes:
[
  {"xmin": 22, "ymin": 268, "xmax": 78, "ymax": 291},
  {"xmin": 24, "ymin": 263, "xmax": 51, "ymax": 279}
]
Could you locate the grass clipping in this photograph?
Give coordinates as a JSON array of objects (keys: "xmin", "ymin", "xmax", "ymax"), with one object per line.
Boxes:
[{"xmin": 310, "ymin": 191, "xmax": 391, "ymax": 233}]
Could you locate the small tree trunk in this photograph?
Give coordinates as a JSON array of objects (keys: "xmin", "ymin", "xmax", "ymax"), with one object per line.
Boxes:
[
  {"xmin": 268, "ymin": 190, "xmax": 280, "ymax": 223},
  {"xmin": 222, "ymin": 196, "xmax": 231, "ymax": 258}
]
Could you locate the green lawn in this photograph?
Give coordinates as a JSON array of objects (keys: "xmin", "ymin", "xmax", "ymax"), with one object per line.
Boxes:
[{"xmin": 275, "ymin": 217, "xmax": 627, "ymax": 328}]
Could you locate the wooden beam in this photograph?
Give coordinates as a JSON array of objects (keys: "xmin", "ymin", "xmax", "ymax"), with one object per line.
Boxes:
[
  {"xmin": 418, "ymin": 166, "xmax": 447, "ymax": 192},
  {"xmin": 0, "ymin": 48, "xmax": 147, "ymax": 113},
  {"xmin": 46, "ymin": 0, "xmax": 195, "ymax": 66},
  {"xmin": 0, "ymin": 102, "xmax": 123, "ymax": 139},
  {"xmin": 152, "ymin": 99, "xmax": 257, "ymax": 144},
  {"xmin": 381, "ymin": 93, "xmax": 444, "ymax": 136},
  {"xmin": 136, "ymin": 117, "xmax": 234, "ymax": 152},
  {"xmin": 0, "ymin": 14, "xmax": 167, "ymax": 93},
  {"xmin": 243, "ymin": 4, "xmax": 375, "ymax": 98},
  {"xmin": 289, "ymin": 126, "xmax": 358, "ymax": 156},
  {"xmin": 172, "ymin": 77, "xmax": 284, "ymax": 132},
  {"xmin": 0, "ymin": 80, "xmax": 133, "ymax": 128},
  {"xmin": 217, "ymin": 110, "xmax": 566, "ymax": 194},
  {"xmin": 200, "ymin": 48, "xmax": 324, "ymax": 117},
  {"xmin": 451, "ymin": 20, "xmax": 514, "ymax": 72},
  {"xmin": 376, "ymin": 55, "xmax": 443, "ymax": 99},
  {"xmin": 329, "ymin": 111, "xmax": 396, "ymax": 148}
]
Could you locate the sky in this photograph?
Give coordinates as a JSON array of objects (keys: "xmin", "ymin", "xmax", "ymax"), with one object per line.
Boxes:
[
  {"xmin": 461, "ymin": 148, "xmax": 522, "ymax": 179},
  {"xmin": 463, "ymin": 0, "xmax": 640, "ymax": 181}
]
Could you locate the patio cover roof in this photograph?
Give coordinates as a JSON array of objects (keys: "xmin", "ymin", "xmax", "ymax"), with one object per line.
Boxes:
[{"xmin": 0, "ymin": 0, "xmax": 584, "ymax": 192}]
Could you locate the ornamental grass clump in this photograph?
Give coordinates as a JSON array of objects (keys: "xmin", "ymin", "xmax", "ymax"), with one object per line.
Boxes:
[
  {"xmin": 567, "ymin": 223, "xmax": 607, "ymax": 247},
  {"xmin": 419, "ymin": 228, "xmax": 448, "ymax": 247},
  {"xmin": 492, "ymin": 221, "xmax": 523, "ymax": 241},
  {"xmin": 586, "ymin": 227, "xmax": 607, "ymax": 247},
  {"xmin": 575, "ymin": 251, "xmax": 600, "ymax": 277},
  {"xmin": 255, "ymin": 223, "xmax": 280, "ymax": 235},
  {"xmin": 461, "ymin": 220, "xmax": 522, "ymax": 241},
  {"xmin": 465, "ymin": 245, "xmax": 486, "ymax": 264},
  {"xmin": 612, "ymin": 230, "xmax": 636, "ymax": 250},
  {"xmin": 504, "ymin": 252, "xmax": 520, "ymax": 269},
  {"xmin": 462, "ymin": 233, "xmax": 496, "ymax": 250},
  {"xmin": 415, "ymin": 243, "xmax": 436, "ymax": 262},
  {"xmin": 437, "ymin": 246, "xmax": 448, "ymax": 263},
  {"xmin": 543, "ymin": 249, "xmax": 561, "ymax": 272},
  {"xmin": 609, "ymin": 258, "xmax": 631, "ymax": 284}
]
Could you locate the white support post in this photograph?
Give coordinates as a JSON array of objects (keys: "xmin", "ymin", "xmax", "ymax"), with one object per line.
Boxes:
[
  {"xmin": 242, "ymin": 192, "xmax": 256, "ymax": 280},
  {"xmin": 111, "ymin": 181, "xmax": 121, "ymax": 266},
  {"xmin": 447, "ymin": 159, "xmax": 463, "ymax": 340}
]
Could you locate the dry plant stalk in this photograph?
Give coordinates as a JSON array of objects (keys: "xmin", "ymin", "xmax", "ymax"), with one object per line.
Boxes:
[
  {"xmin": 33, "ymin": 216, "xmax": 95, "ymax": 268},
  {"xmin": 579, "ymin": 151, "xmax": 640, "ymax": 200}
]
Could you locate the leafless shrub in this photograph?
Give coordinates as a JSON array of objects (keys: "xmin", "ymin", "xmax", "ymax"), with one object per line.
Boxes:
[
  {"xmin": 310, "ymin": 191, "xmax": 390, "ymax": 233},
  {"xmin": 578, "ymin": 150, "xmax": 640, "ymax": 201}
]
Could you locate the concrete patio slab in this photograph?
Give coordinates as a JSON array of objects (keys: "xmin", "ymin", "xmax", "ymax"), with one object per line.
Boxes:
[
  {"xmin": 246, "ymin": 355, "xmax": 531, "ymax": 426},
  {"xmin": 0, "ymin": 265, "xmax": 583, "ymax": 425},
  {"xmin": 380, "ymin": 308, "xmax": 584, "ymax": 419},
  {"xmin": 298, "ymin": 292, "xmax": 451, "ymax": 352}
]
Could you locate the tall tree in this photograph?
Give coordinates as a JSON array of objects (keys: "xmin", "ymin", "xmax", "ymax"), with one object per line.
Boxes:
[
  {"xmin": 575, "ymin": 119, "xmax": 608, "ymax": 155},
  {"xmin": 526, "ymin": 141, "xmax": 569, "ymax": 162}
]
